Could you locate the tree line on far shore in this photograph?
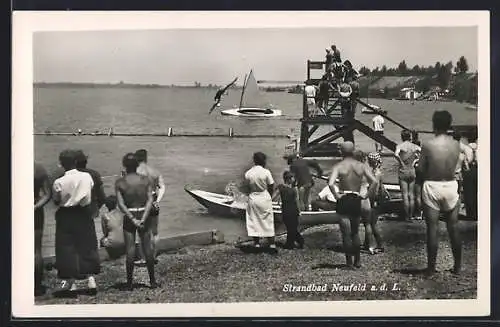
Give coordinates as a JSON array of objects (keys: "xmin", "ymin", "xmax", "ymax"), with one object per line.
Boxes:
[{"xmin": 357, "ymin": 56, "xmax": 477, "ymax": 104}]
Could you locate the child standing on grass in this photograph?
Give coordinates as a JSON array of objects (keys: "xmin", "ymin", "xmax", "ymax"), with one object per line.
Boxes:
[{"xmin": 273, "ymin": 171, "xmax": 304, "ymax": 249}]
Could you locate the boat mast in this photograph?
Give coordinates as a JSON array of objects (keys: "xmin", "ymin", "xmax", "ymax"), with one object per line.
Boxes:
[{"xmin": 239, "ymin": 71, "xmax": 249, "ymax": 109}]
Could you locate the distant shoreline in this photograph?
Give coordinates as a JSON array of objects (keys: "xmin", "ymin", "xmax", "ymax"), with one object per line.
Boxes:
[{"xmin": 33, "ymin": 82, "xmax": 236, "ymax": 89}]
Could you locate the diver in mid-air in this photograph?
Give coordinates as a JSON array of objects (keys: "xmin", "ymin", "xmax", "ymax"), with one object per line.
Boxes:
[{"xmin": 209, "ymin": 77, "xmax": 238, "ymax": 114}]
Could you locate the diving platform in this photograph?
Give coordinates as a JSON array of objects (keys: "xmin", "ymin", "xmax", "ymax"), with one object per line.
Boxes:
[
  {"xmin": 295, "ymin": 59, "xmax": 478, "ymax": 158},
  {"xmin": 298, "ymin": 59, "xmax": 403, "ymax": 158}
]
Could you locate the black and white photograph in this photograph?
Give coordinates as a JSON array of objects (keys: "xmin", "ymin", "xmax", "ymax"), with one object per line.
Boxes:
[{"xmin": 12, "ymin": 11, "xmax": 490, "ymax": 317}]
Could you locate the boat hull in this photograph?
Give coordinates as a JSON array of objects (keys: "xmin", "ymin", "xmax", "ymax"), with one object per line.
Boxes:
[
  {"xmin": 221, "ymin": 107, "xmax": 282, "ymax": 117},
  {"xmin": 185, "ymin": 186, "xmax": 403, "ymax": 227},
  {"xmin": 361, "ymin": 104, "xmax": 381, "ymax": 114}
]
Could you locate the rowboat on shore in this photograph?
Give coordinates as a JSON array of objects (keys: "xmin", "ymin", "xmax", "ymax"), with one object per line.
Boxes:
[
  {"xmin": 184, "ymin": 184, "xmax": 403, "ymax": 226},
  {"xmin": 361, "ymin": 104, "xmax": 387, "ymax": 115},
  {"xmin": 465, "ymin": 104, "xmax": 478, "ymax": 111}
]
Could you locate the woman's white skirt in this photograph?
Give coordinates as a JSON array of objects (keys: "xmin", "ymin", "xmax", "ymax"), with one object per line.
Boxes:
[{"xmin": 246, "ymin": 191, "xmax": 275, "ymax": 237}]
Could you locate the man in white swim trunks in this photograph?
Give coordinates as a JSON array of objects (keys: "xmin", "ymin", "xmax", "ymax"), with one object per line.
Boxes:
[{"xmin": 417, "ymin": 110, "xmax": 462, "ymax": 275}]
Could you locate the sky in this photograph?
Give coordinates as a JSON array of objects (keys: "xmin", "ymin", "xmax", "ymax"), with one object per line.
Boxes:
[{"xmin": 33, "ymin": 27, "xmax": 478, "ymax": 86}]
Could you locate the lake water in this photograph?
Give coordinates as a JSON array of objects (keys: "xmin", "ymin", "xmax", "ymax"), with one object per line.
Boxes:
[{"xmin": 34, "ymin": 86, "xmax": 477, "ymax": 256}]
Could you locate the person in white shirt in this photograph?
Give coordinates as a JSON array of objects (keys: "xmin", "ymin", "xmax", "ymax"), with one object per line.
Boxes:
[
  {"xmin": 304, "ymin": 80, "xmax": 318, "ymax": 117},
  {"xmin": 372, "ymin": 114, "xmax": 385, "ymax": 152},
  {"xmin": 52, "ymin": 149, "xmax": 100, "ymax": 297},
  {"xmin": 311, "ymin": 184, "xmax": 337, "ymax": 211}
]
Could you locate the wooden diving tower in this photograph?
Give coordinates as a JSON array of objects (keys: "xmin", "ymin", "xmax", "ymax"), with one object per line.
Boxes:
[
  {"xmin": 298, "ymin": 60, "xmax": 402, "ymax": 157},
  {"xmin": 298, "ymin": 60, "xmax": 478, "ymax": 158}
]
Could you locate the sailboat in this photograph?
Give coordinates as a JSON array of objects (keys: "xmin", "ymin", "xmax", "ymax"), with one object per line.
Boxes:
[{"xmin": 221, "ymin": 69, "xmax": 282, "ymax": 117}]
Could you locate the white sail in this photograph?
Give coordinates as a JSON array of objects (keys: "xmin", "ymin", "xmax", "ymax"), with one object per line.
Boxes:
[{"xmin": 240, "ymin": 70, "xmax": 271, "ymax": 109}]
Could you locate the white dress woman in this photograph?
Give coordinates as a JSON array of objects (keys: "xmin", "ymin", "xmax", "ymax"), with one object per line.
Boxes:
[{"xmin": 244, "ymin": 152, "xmax": 276, "ymax": 252}]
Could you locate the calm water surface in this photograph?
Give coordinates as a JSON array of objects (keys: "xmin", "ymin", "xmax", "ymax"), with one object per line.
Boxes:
[{"xmin": 34, "ymin": 87, "xmax": 477, "ymax": 256}]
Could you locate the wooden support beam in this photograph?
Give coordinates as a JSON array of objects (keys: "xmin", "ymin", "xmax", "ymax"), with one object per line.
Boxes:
[
  {"xmin": 308, "ymin": 125, "xmax": 320, "ymax": 139},
  {"xmin": 308, "ymin": 61, "xmax": 325, "ymax": 69},
  {"xmin": 356, "ymin": 98, "xmax": 410, "ymax": 131},
  {"xmin": 301, "ymin": 116, "xmax": 353, "ymax": 125},
  {"xmin": 353, "ymin": 120, "xmax": 397, "ymax": 152},
  {"xmin": 302, "ymin": 124, "xmax": 356, "ymax": 156},
  {"xmin": 326, "ymin": 98, "xmax": 341, "ymax": 115},
  {"xmin": 309, "ymin": 125, "xmax": 350, "ymax": 146}
]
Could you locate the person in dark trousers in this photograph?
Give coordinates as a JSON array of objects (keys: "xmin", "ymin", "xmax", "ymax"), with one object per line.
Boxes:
[
  {"xmin": 52, "ymin": 150, "xmax": 100, "ymax": 297},
  {"xmin": 412, "ymin": 132, "xmax": 424, "ymax": 220},
  {"xmin": 34, "ymin": 162, "xmax": 52, "ymax": 296},
  {"xmin": 462, "ymin": 135, "xmax": 477, "ymax": 220},
  {"xmin": 273, "ymin": 171, "xmax": 304, "ymax": 249},
  {"xmin": 74, "ymin": 150, "xmax": 107, "ymax": 219}
]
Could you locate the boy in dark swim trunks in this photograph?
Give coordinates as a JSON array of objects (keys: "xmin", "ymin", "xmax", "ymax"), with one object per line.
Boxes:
[
  {"xmin": 328, "ymin": 142, "xmax": 377, "ymax": 268},
  {"xmin": 115, "ymin": 153, "xmax": 158, "ymax": 289},
  {"xmin": 273, "ymin": 171, "xmax": 304, "ymax": 249}
]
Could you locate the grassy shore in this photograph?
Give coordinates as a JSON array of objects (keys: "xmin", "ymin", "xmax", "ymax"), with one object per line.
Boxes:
[{"xmin": 36, "ymin": 220, "xmax": 477, "ymax": 304}]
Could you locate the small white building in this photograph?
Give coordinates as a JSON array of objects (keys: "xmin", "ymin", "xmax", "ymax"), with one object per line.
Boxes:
[{"xmin": 399, "ymin": 87, "xmax": 422, "ymax": 100}]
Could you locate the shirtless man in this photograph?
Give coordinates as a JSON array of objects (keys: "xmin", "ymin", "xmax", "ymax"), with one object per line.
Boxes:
[
  {"xmin": 328, "ymin": 142, "xmax": 377, "ymax": 268},
  {"xmin": 115, "ymin": 153, "xmax": 158, "ymax": 289},
  {"xmin": 418, "ymin": 110, "xmax": 462, "ymax": 275},
  {"xmin": 34, "ymin": 162, "xmax": 52, "ymax": 296},
  {"xmin": 135, "ymin": 149, "xmax": 165, "ymax": 261}
]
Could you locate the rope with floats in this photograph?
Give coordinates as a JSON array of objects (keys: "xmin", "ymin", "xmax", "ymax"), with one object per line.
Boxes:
[{"xmin": 35, "ymin": 127, "xmax": 291, "ymax": 138}]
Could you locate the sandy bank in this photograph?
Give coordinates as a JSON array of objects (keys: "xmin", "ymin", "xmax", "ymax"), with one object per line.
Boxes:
[{"xmin": 36, "ymin": 221, "xmax": 477, "ymax": 305}]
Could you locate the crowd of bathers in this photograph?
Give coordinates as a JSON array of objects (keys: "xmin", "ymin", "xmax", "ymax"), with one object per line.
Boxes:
[
  {"xmin": 33, "ymin": 108, "xmax": 478, "ymax": 298},
  {"xmin": 34, "ymin": 149, "xmax": 165, "ymax": 297},
  {"xmin": 237, "ymin": 109, "xmax": 477, "ymax": 274}
]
